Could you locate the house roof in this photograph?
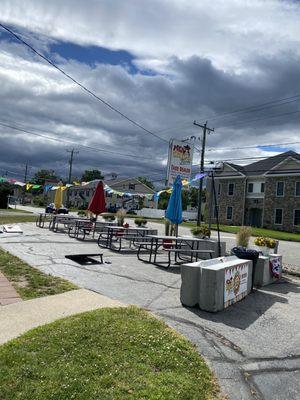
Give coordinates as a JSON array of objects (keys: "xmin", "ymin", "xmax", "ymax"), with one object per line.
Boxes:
[{"xmin": 225, "ymin": 151, "xmax": 300, "ymax": 176}]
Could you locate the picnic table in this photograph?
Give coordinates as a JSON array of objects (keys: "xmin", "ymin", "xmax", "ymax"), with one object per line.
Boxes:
[
  {"xmin": 35, "ymin": 213, "xmax": 53, "ymax": 228},
  {"xmin": 68, "ymin": 219, "xmax": 116, "ymax": 240},
  {"xmin": 49, "ymin": 214, "xmax": 83, "ymax": 232},
  {"xmin": 98, "ymin": 225, "xmax": 158, "ymax": 251},
  {"xmin": 137, "ymin": 235, "xmax": 215, "ymax": 268}
]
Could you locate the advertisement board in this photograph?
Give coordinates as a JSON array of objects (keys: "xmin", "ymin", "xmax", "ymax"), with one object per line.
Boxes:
[
  {"xmin": 166, "ymin": 139, "xmax": 194, "ymax": 185},
  {"xmin": 224, "ymin": 262, "xmax": 249, "ymax": 308}
]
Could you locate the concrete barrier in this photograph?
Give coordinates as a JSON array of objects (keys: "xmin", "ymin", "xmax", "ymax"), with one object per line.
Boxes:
[
  {"xmin": 254, "ymin": 254, "xmax": 282, "ymax": 287},
  {"xmin": 181, "ymin": 256, "xmax": 253, "ymax": 312}
]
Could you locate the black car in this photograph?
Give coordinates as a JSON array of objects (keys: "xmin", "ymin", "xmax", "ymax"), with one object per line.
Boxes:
[{"xmin": 45, "ymin": 203, "xmax": 69, "ymax": 214}]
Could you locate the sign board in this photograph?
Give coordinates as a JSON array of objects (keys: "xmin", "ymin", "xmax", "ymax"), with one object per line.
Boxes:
[
  {"xmin": 166, "ymin": 139, "xmax": 194, "ymax": 186},
  {"xmin": 224, "ymin": 262, "xmax": 248, "ymax": 308}
]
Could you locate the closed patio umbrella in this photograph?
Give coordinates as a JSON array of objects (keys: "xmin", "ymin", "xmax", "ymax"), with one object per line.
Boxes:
[
  {"xmin": 87, "ymin": 181, "xmax": 106, "ymax": 216},
  {"xmin": 54, "ymin": 186, "xmax": 63, "ymax": 210},
  {"xmin": 165, "ymin": 175, "xmax": 183, "ymax": 236}
]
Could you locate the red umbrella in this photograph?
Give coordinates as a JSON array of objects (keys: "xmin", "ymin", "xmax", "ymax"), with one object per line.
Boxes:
[{"xmin": 87, "ymin": 181, "xmax": 106, "ymax": 216}]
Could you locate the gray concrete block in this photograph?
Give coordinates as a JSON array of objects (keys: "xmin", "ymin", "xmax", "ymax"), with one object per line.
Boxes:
[
  {"xmin": 254, "ymin": 254, "xmax": 282, "ymax": 287},
  {"xmin": 180, "ymin": 263, "xmax": 200, "ymax": 307}
]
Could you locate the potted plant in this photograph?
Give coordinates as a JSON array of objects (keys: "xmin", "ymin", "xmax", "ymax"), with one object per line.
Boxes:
[
  {"xmin": 236, "ymin": 226, "xmax": 252, "ymax": 248},
  {"xmin": 254, "ymin": 236, "xmax": 268, "ymax": 255},
  {"xmin": 116, "ymin": 208, "xmax": 126, "ymax": 226},
  {"xmin": 265, "ymin": 238, "xmax": 276, "ymax": 253},
  {"xmin": 134, "ymin": 218, "xmax": 147, "ymax": 227},
  {"xmin": 191, "ymin": 225, "xmax": 211, "ymax": 239},
  {"xmin": 100, "ymin": 212, "xmax": 116, "ymax": 222}
]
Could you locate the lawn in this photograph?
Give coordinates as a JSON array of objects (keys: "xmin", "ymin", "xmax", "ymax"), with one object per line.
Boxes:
[
  {"xmin": 0, "ymin": 207, "xmax": 33, "ymax": 213},
  {"xmin": 0, "ymin": 248, "xmax": 77, "ymax": 299},
  {"xmin": 0, "ymin": 307, "xmax": 220, "ymax": 400},
  {"xmin": 0, "ymin": 215, "xmax": 37, "ymax": 224}
]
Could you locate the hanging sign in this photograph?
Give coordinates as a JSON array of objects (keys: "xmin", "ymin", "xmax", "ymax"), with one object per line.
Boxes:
[
  {"xmin": 166, "ymin": 139, "xmax": 194, "ymax": 185},
  {"xmin": 224, "ymin": 262, "xmax": 249, "ymax": 308}
]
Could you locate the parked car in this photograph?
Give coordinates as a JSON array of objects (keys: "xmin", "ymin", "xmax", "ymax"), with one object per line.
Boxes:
[{"xmin": 45, "ymin": 203, "xmax": 69, "ymax": 214}]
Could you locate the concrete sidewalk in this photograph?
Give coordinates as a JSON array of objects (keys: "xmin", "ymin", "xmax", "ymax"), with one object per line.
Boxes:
[{"xmin": 0, "ymin": 289, "xmax": 125, "ymax": 345}]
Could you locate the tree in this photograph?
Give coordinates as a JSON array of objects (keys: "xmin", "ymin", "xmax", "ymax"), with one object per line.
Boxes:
[
  {"xmin": 33, "ymin": 170, "xmax": 59, "ymax": 186},
  {"xmin": 81, "ymin": 170, "xmax": 104, "ymax": 182},
  {"xmin": 0, "ymin": 183, "xmax": 13, "ymax": 208},
  {"xmin": 138, "ymin": 176, "xmax": 155, "ymax": 190}
]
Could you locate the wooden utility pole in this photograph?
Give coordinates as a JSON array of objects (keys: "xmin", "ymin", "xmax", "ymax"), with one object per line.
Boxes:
[{"xmin": 193, "ymin": 121, "xmax": 214, "ymax": 226}]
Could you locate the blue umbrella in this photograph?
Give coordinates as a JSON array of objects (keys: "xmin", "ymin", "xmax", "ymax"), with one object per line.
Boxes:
[{"xmin": 166, "ymin": 175, "xmax": 183, "ymax": 232}]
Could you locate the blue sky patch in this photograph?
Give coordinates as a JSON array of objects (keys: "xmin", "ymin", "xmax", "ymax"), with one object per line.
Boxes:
[
  {"xmin": 258, "ymin": 145, "xmax": 291, "ymax": 153},
  {"xmin": 50, "ymin": 41, "xmax": 139, "ymax": 73}
]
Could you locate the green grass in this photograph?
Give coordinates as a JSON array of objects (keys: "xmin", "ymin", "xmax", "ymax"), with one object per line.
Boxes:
[
  {"xmin": 0, "ymin": 208, "xmax": 33, "ymax": 213},
  {"xmin": 0, "ymin": 248, "xmax": 77, "ymax": 300},
  {"xmin": 0, "ymin": 215, "xmax": 37, "ymax": 224},
  {"xmin": 0, "ymin": 307, "xmax": 219, "ymax": 400},
  {"xmin": 126, "ymin": 216, "xmax": 300, "ymax": 242}
]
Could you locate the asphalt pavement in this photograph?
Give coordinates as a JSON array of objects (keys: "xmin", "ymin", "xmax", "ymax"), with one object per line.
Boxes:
[{"xmin": 0, "ymin": 221, "xmax": 299, "ymax": 400}]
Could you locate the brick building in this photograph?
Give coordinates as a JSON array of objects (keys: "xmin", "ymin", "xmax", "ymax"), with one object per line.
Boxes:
[{"xmin": 207, "ymin": 151, "xmax": 300, "ymax": 232}]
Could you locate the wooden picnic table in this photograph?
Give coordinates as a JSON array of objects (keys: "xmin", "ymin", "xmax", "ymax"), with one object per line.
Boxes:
[
  {"xmin": 137, "ymin": 235, "xmax": 215, "ymax": 268},
  {"xmin": 98, "ymin": 225, "xmax": 158, "ymax": 252}
]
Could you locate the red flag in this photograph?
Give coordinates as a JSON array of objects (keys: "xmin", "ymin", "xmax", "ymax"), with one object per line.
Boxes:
[{"xmin": 87, "ymin": 181, "xmax": 106, "ymax": 215}]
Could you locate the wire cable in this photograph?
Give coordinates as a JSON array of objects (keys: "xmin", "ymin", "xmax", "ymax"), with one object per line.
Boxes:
[{"xmin": 0, "ymin": 23, "xmax": 168, "ymax": 143}]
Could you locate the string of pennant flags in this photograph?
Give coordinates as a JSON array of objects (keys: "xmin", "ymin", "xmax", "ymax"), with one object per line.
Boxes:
[{"xmin": 0, "ymin": 172, "xmax": 207, "ymax": 200}]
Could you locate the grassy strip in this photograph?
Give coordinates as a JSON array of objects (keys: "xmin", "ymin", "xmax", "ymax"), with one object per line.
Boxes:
[
  {"xmin": 0, "ymin": 307, "xmax": 219, "ymax": 400},
  {"xmin": 0, "ymin": 248, "xmax": 77, "ymax": 300},
  {"xmin": 0, "ymin": 215, "xmax": 37, "ymax": 224},
  {"xmin": 126, "ymin": 216, "xmax": 300, "ymax": 242},
  {"xmin": 0, "ymin": 208, "xmax": 33, "ymax": 214}
]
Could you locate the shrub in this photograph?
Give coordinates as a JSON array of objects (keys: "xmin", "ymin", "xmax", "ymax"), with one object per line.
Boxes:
[
  {"xmin": 265, "ymin": 238, "xmax": 276, "ymax": 248},
  {"xmin": 191, "ymin": 225, "xmax": 211, "ymax": 238},
  {"xmin": 236, "ymin": 226, "xmax": 252, "ymax": 248},
  {"xmin": 77, "ymin": 210, "xmax": 86, "ymax": 216},
  {"xmin": 101, "ymin": 212, "xmax": 115, "ymax": 221},
  {"xmin": 134, "ymin": 218, "xmax": 147, "ymax": 226}
]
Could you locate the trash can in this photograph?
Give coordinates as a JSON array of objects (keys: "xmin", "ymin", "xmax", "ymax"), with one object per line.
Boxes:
[{"xmin": 231, "ymin": 247, "xmax": 259, "ymax": 292}]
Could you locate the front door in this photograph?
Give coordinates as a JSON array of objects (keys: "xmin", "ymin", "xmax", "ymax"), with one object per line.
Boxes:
[{"xmin": 249, "ymin": 208, "xmax": 262, "ymax": 228}]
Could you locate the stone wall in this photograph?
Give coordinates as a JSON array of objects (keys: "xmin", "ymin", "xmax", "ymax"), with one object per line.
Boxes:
[
  {"xmin": 206, "ymin": 177, "xmax": 245, "ymax": 226},
  {"xmin": 263, "ymin": 176, "xmax": 300, "ymax": 232}
]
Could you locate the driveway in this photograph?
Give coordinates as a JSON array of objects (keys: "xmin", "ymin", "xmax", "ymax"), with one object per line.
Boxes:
[
  {"xmin": 0, "ymin": 222, "xmax": 299, "ymax": 400},
  {"xmin": 13, "ymin": 205, "xmax": 300, "ymax": 272}
]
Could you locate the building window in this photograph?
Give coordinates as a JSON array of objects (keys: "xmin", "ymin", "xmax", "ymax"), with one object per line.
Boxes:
[
  {"xmin": 274, "ymin": 209, "xmax": 283, "ymax": 225},
  {"xmin": 261, "ymin": 183, "xmax": 265, "ymax": 193},
  {"xmin": 295, "ymin": 182, "xmax": 300, "ymax": 196},
  {"xmin": 217, "ymin": 184, "xmax": 221, "ymax": 196},
  {"xmin": 226, "ymin": 206, "xmax": 233, "ymax": 220},
  {"xmin": 276, "ymin": 181, "xmax": 284, "ymax": 197},
  {"xmin": 228, "ymin": 183, "xmax": 234, "ymax": 196},
  {"xmin": 248, "ymin": 183, "xmax": 253, "ymax": 193},
  {"xmin": 129, "ymin": 183, "xmax": 135, "ymax": 190},
  {"xmin": 213, "ymin": 205, "xmax": 219, "ymax": 218},
  {"xmin": 294, "ymin": 210, "xmax": 300, "ymax": 226}
]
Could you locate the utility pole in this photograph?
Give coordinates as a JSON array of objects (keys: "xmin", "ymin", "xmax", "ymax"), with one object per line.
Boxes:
[
  {"xmin": 193, "ymin": 121, "xmax": 214, "ymax": 226},
  {"xmin": 22, "ymin": 163, "xmax": 28, "ymax": 205},
  {"xmin": 66, "ymin": 149, "xmax": 78, "ymax": 207}
]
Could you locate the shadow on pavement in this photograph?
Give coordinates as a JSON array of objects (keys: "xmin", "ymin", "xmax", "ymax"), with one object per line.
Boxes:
[{"xmin": 184, "ymin": 288, "xmax": 288, "ymax": 330}]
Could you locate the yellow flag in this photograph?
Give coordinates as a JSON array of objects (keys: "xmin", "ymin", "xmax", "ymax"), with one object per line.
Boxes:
[{"xmin": 26, "ymin": 184, "xmax": 33, "ymax": 191}]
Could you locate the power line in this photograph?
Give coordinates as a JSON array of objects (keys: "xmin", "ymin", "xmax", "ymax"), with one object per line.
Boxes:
[
  {"xmin": 207, "ymin": 141, "xmax": 300, "ymax": 152},
  {"xmin": 0, "ymin": 23, "xmax": 168, "ymax": 144},
  {"xmin": 0, "ymin": 121, "xmax": 161, "ymax": 162}
]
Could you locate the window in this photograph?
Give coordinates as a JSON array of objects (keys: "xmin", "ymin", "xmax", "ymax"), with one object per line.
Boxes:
[
  {"xmin": 129, "ymin": 183, "xmax": 135, "ymax": 190},
  {"xmin": 294, "ymin": 210, "xmax": 300, "ymax": 226},
  {"xmin": 213, "ymin": 205, "xmax": 219, "ymax": 218},
  {"xmin": 261, "ymin": 183, "xmax": 265, "ymax": 193},
  {"xmin": 228, "ymin": 183, "xmax": 234, "ymax": 196},
  {"xmin": 217, "ymin": 184, "xmax": 221, "ymax": 196},
  {"xmin": 276, "ymin": 181, "xmax": 284, "ymax": 197},
  {"xmin": 274, "ymin": 209, "xmax": 283, "ymax": 225},
  {"xmin": 248, "ymin": 183, "xmax": 253, "ymax": 193},
  {"xmin": 226, "ymin": 206, "xmax": 233, "ymax": 220},
  {"xmin": 295, "ymin": 182, "xmax": 300, "ymax": 196}
]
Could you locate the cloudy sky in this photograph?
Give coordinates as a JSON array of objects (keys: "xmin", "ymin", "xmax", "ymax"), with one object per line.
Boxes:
[{"xmin": 0, "ymin": 0, "xmax": 300, "ymax": 185}]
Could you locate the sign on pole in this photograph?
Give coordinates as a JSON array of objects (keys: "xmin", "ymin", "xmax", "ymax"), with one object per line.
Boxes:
[{"xmin": 166, "ymin": 139, "xmax": 194, "ymax": 186}]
